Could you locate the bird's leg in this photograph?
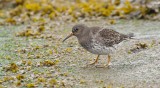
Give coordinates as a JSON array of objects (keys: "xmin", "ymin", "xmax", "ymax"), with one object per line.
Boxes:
[
  {"xmin": 89, "ymin": 55, "xmax": 100, "ymax": 65},
  {"xmin": 95, "ymin": 55, "xmax": 111, "ymax": 68},
  {"xmin": 107, "ymin": 54, "xmax": 111, "ymax": 66}
]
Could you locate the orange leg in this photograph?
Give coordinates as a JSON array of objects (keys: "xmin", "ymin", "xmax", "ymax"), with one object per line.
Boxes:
[
  {"xmin": 98, "ymin": 54, "xmax": 111, "ymax": 67},
  {"xmin": 95, "ymin": 55, "xmax": 111, "ymax": 68},
  {"xmin": 107, "ymin": 54, "xmax": 111, "ymax": 66},
  {"xmin": 89, "ymin": 55, "xmax": 100, "ymax": 65}
]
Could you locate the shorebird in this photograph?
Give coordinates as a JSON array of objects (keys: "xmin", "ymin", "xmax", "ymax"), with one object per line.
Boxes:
[{"xmin": 63, "ymin": 24, "xmax": 133, "ymax": 67}]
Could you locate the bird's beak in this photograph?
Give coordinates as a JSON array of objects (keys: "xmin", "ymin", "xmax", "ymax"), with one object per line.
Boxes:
[{"xmin": 62, "ymin": 33, "xmax": 74, "ymax": 42}]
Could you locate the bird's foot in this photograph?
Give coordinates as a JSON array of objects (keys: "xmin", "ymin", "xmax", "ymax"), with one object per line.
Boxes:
[
  {"xmin": 95, "ymin": 64, "xmax": 110, "ymax": 68},
  {"xmin": 80, "ymin": 62, "xmax": 96, "ymax": 68},
  {"xmin": 83, "ymin": 62, "xmax": 96, "ymax": 67},
  {"xmin": 81, "ymin": 64, "xmax": 110, "ymax": 68},
  {"xmin": 80, "ymin": 64, "xmax": 95, "ymax": 68},
  {"xmin": 88, "ymin": 62, "xmax": 97, "ymax": 65}
]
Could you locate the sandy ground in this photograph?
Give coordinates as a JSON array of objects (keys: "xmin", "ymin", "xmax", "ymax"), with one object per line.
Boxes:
[
  {"xmin": 0, "ymin": 20, "xmax": 160, "ymax": 88},
  {"xmin": 60, "ymin": 20, "xmax": 160, "ymax": 88}
]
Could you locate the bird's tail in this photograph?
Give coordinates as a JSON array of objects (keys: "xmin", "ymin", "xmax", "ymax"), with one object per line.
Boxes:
[{"xmin": 127, "ymin": 33, "xmax": 134, "ymax": 39}]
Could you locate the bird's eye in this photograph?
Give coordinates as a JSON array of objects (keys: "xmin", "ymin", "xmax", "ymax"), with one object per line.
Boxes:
[{"xmin": 73, "ymin": 28, "xmax": 79, "ymax": 32}]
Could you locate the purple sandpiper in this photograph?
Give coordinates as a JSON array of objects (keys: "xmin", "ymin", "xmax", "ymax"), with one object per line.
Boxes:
[{"xmin": 63, "ymin": 24, "xmax": 133, "ymax": 66}]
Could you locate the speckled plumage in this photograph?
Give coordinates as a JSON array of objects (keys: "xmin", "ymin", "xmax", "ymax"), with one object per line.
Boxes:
[
  {"xmin": 63, "ymin": 24, "xmax": 133, "ymax": 66},
  {"xmin": 72, "ymin": 24, "xmax": 131, "ymax": 55}
]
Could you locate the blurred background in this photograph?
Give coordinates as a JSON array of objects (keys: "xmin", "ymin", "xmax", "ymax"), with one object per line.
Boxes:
[{"xmin": 0, "ymin": 0, "xmax": 160, "ymax": 25}]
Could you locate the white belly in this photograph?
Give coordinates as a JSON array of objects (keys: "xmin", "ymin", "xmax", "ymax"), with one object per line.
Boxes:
[{"xmin": 88, "ymin": 41, "xmax": 114, "ymax": 55}]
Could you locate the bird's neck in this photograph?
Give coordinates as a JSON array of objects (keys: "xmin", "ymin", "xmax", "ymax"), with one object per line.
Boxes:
[
  {"xmin": 77, "ymin": 29, "xmax": 91, "ymax": 44},
  {"xmin": 77, "ymin": 29, "xmax": 90, "ymax": 39}
]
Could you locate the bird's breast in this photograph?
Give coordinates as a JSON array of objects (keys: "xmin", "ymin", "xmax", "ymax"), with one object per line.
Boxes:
[{"xmin": 79, "ymin": 39, "xmax": 113, "ymax": 55}]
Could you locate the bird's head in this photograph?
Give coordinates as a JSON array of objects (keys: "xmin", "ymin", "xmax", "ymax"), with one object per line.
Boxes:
[{"xmin": 63, "ymin": 24, "xmax": 88, "ymax": 42}]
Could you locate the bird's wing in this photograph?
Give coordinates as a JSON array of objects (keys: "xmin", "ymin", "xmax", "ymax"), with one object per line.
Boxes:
[{"xmin": 98, "ymin": 28, "xmax": 127, "ymax": 47}]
